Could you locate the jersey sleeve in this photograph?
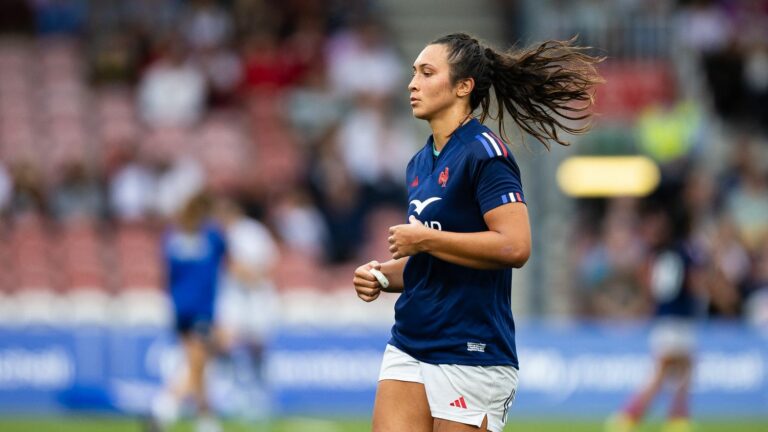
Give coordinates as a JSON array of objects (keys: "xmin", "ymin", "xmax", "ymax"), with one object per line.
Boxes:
[{"xmin": 467, "ymin": 133, "xmax": 526, "ymax": 214}]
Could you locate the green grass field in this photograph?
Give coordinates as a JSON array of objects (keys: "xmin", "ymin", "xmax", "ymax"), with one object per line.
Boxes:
[{"xmin": 0, "ymin": 417, "xmax": 766, "ymax": 432}]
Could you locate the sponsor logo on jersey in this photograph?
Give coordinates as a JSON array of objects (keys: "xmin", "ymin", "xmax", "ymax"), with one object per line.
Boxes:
[{"xmin": 409, "ymin": 197, "xmax": 441, "ymax": 215}]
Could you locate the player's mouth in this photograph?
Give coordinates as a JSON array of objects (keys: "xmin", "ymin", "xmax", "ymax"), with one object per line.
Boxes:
[{"xmin": 410, "ymin": 97, "xmax": 420, "ymax": 106}]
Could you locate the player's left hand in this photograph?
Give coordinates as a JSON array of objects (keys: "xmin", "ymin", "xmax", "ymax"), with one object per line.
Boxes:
[{"xmin": 388, "ymin": 216, "xmax": 429, "ymax": 259}]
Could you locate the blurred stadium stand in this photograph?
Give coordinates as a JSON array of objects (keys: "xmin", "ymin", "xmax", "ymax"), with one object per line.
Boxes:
[
  {"xmin": 0, "ymin": 0, "xmax": 767, "ymax": 326},
  {"xmin": 0, "ymin": 0, "xmax": 767, "ymax": 423}
]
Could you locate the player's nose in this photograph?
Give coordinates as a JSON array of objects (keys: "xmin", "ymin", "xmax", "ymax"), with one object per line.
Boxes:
[{"xmin": 408, "ymin": 76, "xmax": 418, "ymax": 92}]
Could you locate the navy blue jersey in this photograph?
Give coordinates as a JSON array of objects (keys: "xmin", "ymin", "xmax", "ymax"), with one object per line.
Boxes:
[
  {"xmin": 163, "ymin": 223, "xmax": 227, "ymax": 319},
  {"xmin": 650, "ymin": 242, "xmax": 704, "ymax": 318},
  {"xmin": 389, "ymin": 118, "xmax": 525, "ymax": 367}
]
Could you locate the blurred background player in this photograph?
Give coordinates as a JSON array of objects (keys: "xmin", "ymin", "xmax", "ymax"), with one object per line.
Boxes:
[
  {"xmin": 606, "ymin": 202, "xmax": 737, "ymax": 432},
  {"xmin": 152, "ymin": 192, "xmax": 227, "ymax": 432},
  {"xmin": 214, "ymin": 198, "xmax": 279, "ymax": 399}
]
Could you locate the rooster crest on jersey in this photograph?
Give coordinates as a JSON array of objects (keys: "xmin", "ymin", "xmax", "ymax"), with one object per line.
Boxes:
[{"xmin": 438, "ymin": 167, "xmax": 449, "ymax": 187}]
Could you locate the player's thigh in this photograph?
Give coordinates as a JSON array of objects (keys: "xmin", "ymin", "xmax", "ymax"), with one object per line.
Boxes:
[
  {"xmin": 433, "ymin": 415, "xmax": 488, "ymax": 432},
  {"xmin": 664, "ymin": 354, "xmax": 693, "ymax": 380},
  {"xmin": 422, "ymin": 363, "xmax": 518, "ymax": 432},
  {"xmin": 181, "ymin": 334, "xmax": 209, "ymax": 372},
  {"xmin": 372, "ymin": 379, "xmax": 432, "ymax": 432}
]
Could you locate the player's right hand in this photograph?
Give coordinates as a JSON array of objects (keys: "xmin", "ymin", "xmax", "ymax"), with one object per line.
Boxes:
[{"xmin": 353, "ymin": 260, "xmax": 382, "ymax": 302}]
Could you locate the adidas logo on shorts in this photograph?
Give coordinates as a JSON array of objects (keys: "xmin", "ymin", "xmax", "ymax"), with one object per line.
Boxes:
[{"xmin": 449, "ymin": 396, "xmax": 467, "ymax": 409}]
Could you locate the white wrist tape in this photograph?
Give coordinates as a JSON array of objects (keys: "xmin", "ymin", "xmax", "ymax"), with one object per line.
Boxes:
[{"xmin": 369, "ymin": 268, "xmax": 390, "ymax": 289}]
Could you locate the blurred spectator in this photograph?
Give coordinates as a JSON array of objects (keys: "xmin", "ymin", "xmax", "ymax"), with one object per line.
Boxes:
[
  {"xmin": 138, "ymin": 39, "xmax": 207, "ymax": 127},
  {"xmin": 287, "ymin": 63, "xmax": 343, "ymax": 145},
  {"xmin": 677, "ymin": 0, "xmax": 768, "ymax": 126},
  {"xmin": 195, "ymin": 44, "xmax": 243, "ymax": 106},
  {"xmin": 284, "ymin": 15, "xmax": 328, "ymax": 80},
  {"xmin": 108, "ymin": 146, "xmax": 156, "ymax": 222},
  {"xmin": 577, "ymin": 199, "xmax": 647, "ymax": 318},
  {"xmin": 154, "ymin": 157, "xmax": 206, "ymax": 219},
  {"xmin": 124, "ymin": 0, "xmax": 181, "ymax": 34},
  {"xmin": 309, "ymin": 129, "xmax": 365, "ymax": 262},
  {"xmin": 682, "ymin": 169, "xmax": 717, "ymax": 244},
  {"xmin": 723, "ymin": 155, "xmax": 768, "ymax": 252},
  {"xmin": 9, "ymin": 162, "xmax": 47, "ymax": 218},
  {"xmin": 636, "ymin": 100, "xmax": 702, "ymax": 166},
  {"xmin": 231, "ymin": 0, "xmax": 283, "ymax": 37},
  {"xmin": 327, "ymin": 18, "xmax": 402, "ymax": 101},
  {"xmin": 30, "ymin": 0, "xmax": 87, "ymax": 36},
  {"xmin": 88, "ymin": 30, "xmax": 141, "ymax": 84},
  {"xmin": 270, "ymin": 190, "xmax": 328, "ymax": 260},
  {"xmin": 336, "ymin": 101, "xmax": 415, "ymax": 205},
  {"xmin": 0, "ymin": 162, "xmax": 11, "ymax": 215},
  {"xmin": 241, "ymin": 30, "xmax": 301, "ymax": 92},
  {"xmin": 51, "ymin": 160, "xmax": 104, "ymax": 222},
  {"xmin": 701, "ymin": 43, "xmax": 745, "ymax": 121},
  {"xmin": 675, "ymin": 0, "xmax": 731, "ymax": 55},
  {"xmin": 181, "ymin": 0, "xmax": 233, "ymax": 52}
]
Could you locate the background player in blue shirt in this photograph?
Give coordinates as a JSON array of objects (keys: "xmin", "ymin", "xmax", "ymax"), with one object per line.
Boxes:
[
  {"xmin": 152, "ymin": 192, "xmax": 227, "ymax": 432},
  {"xmin": 606, "ymin": 205, "xmax": 736, "ymax": 432},
  {"xmin": 353, "ymin": 33, "xmax": 603, "ymax": 432}
]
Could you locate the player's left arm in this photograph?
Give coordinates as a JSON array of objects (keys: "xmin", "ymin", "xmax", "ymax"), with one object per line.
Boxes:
[
  {"xmin": 690, "ymin": 260, "xmax": 739, "ymax": 316},
  {"xmin": 388, "ymin": 203, "xmax": 531, "ymax": 269}
]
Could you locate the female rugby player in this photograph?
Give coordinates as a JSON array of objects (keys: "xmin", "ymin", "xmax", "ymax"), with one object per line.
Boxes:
[{"xmin": 353, "ymin": 33, "xmax": 602, "ymax": 432}]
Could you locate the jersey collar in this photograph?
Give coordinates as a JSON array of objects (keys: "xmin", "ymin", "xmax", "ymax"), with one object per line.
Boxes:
[
  {"xmin": 451, "ymin": 117, "xmax": 482, "ymax": 143},
  {"xmin": 425, "ymin": 117, "xmax": 481, "ymax": 154}
]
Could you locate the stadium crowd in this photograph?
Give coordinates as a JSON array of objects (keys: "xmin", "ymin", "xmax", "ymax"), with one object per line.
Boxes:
[
  {"xmin": 0, "ymin": 0, "xmax": 766, "ymax": 325},
  {"xmin": 565, "ymin": 0, "xmax": 768, "ymax": 325},
  {"xmin": 0, "ymin": 0, "xmax": 413, "ymax": 317}
]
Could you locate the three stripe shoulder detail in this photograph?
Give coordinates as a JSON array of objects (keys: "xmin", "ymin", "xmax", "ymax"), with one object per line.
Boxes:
[{"xmin": 474, "ymin": 132, "xmax": 509, "ymax": 158}]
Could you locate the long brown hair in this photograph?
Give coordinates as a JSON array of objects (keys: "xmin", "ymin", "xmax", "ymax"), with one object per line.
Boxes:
[
  {"xmin": 177, "ymin": 192, "xmax": 212, "ymax": 233},
  {"xmin": 431, "ymin": 33, "xmax": 604, "ymax": 149}
]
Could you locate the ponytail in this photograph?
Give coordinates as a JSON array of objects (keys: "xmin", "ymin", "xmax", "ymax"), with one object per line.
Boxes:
[{"xmin": 432, "ymin": 34, "xmax": 604, "ymax": 149}]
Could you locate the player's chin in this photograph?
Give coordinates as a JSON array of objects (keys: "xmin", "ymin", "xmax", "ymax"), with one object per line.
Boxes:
[{"xmin": 411, "ymin": 106, "xmax": 430, "ymax": 120}]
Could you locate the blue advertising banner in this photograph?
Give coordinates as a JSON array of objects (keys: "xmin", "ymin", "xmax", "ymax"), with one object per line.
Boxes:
[
  {"xmin": 512, "ymin": 322, "xmax": 768, "ymax": 418},
  {"xmin": 0, "ymin": 326, "xmax": 174, "ymax": 414},
  {"xmin": 264, "ymin": 322, "xmax": 768, "ymax": 419},
  {"xmin": 0, "ymin": 323, "xmax": 765, "ymax": 419}
]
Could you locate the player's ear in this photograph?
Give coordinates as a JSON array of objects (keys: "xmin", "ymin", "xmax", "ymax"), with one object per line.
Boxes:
[{"xmin": 456, "ymin": 77, "xmax": 474, "ymax": 98}]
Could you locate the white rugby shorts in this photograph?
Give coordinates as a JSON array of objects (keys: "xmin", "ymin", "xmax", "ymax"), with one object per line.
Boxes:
[
  {"xmin": 649, "ymin": 317, "xmax": 696, "ymax": 357},
  {"xmin": 378, "ymin": 344, "xmax": 518, "ymax": 432}
]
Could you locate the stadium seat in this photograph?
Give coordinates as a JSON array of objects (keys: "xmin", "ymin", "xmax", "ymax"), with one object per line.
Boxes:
[{"xmin": 273, "ymin": 247, "xmax": 324, "ymax": 292}]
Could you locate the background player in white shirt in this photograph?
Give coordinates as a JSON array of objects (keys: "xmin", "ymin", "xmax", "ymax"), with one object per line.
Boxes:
[{"xmin": 214, "ymin": 198, "xmax": 279, "ymax": 360}]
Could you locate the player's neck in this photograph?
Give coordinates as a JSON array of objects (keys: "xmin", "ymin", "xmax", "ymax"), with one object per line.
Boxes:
[{"xmin": 429, "ymin": 107, "xmax": 472, "ymax": 151}]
